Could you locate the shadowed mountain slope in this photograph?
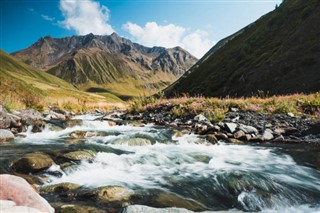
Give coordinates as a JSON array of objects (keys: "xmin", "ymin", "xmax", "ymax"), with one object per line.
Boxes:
[{"xmin": 165, "ymin": 0, "xmax": 320, "ymax": 97}]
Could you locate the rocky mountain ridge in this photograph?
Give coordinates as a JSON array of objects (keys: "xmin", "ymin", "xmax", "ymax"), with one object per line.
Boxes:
[{"xmin": 13, "ymin": 33, "xmax": 197, "ymax": 97}]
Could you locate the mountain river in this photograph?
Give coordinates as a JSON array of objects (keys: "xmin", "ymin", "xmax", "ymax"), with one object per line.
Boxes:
[{"xmin": 1, "ymin": 114, "xmax": 319, "ymax": 212}]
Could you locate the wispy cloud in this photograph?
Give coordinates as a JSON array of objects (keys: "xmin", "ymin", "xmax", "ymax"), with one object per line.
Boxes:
[
  {"xmin": 59, "ymin": 0, "xmax": 114, "ymax": 35},
  {"xmin": 41, "ymin": 14, "xmax": 55, "ymax": 22},
  {"xmin": 123, "ymin": 22, "xmax": 214, "ymax": 58},
  {"xmin": 29, "ymin": 8, "xmax": 56, "ymax": 23}
]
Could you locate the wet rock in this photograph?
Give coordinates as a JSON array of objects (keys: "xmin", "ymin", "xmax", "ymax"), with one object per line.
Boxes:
[
  {"xmin": 112, "ymin": 137, "xmax": 154, "ymax": 146},
  {"xmin": 78, "ymin": 186, "xmax": 133, "ymax": 203},
  {"xmin": 0, "ymin": 174, "xmax": 54, "ymax": 213},
  {"xmin": 108, "ymin": 120, "xmax": 117, "ymax": 126},
  {"xmin": 42, "ymin": 182, "xmax": 80, "ymax": 194},
  {"xmin": 153, "ymin": 192, "xmax": 206, "ymax": 211},
  {"xmin": 227, "ymin": 138, "xmax": 244, "ymax": 144},
  {"xmin": 10, "ymin": 152, "xmax": 54, "ymax": 174},
  {"xmin": 239, "ymin": 134, "xmax": 252, "ymax": 141},
  {"xmin": 0, "ymin": 129, "xmax": 14, "ymax": 142},
  {"xmin": 262, "ymin": 129, "xmax": 274, "ymax": 141},
  {"xmin": 172, "ymin": 129, "xmax": 190, "ymax": 138},
  {"xmin": 233, "ymin": 130, "xmax": 245, "ymax": 139},
  {"xmin": 0, "ymin": 105, "xmax": 13, "ymax": 129},
  {"xmin": 13, "ymin": 172, "xmax": 46, "ymax": 185},
  {"xmin": 224, "ymin": 123, "xmax": 237, "ymax": 133},
  {"xmin": 52, "ymin": 203, "xmax": 105, "ymax": 213},
  {"xmin": 62, "ymin": 150, "xmax": 96, "ymax": 161},
  {"xmin": 64, "ymin": 119, "xmax": 83, "ymax": 128},
  {"xmin": 214, "ymin": 132, "xmax": 228, "ymax": 140},
  {"xmin": 205, "ymin": 134, "xmax": 218, "ymax": 144},
  {"xmin": 29, "ymin": 120, "xmax": 46, "ymax": 133},
  {"xmin": 68, "ymin": 131, "xmax": 109, "ymax": 139},
  {"xmin": 194, "ymin": 123, "xmax": 208, "ymax": 135}
]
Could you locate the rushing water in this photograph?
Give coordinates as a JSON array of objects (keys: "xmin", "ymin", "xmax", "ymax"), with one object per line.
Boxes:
[{"xmin": 1, "ymin": 114, "xmax": 320, "ymax": 212}]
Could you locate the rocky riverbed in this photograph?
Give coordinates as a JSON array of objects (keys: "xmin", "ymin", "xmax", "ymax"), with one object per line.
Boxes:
[{"xmin": 0, "ymin": 104, "xmax": 320, "ymax": 212}]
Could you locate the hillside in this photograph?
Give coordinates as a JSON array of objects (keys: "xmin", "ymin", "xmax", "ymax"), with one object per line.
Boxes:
[
  {"xmin": 165, "ymin": 0, "xmax": 320, "ymax": 97},
  {"xmin": 12, "ymin": 33, "xmax": 197, "ymax": 98},
  {"xmin": 0, "ymin": 49, "xmax": 123, "ymax": 111}
]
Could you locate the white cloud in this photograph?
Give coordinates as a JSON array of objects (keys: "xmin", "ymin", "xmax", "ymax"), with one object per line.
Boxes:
[
  {"xmin": 59, "ymin": 0, "xmax": 114, "ymax": 35},
  {"xmin": 123, "ymin": 22, "xmax": 214, "ymax": 58}
]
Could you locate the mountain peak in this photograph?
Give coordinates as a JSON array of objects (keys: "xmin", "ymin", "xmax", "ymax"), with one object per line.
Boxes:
[{"xmin": 11, "ymin": 33, "xmax": 198, "ymax": 97}]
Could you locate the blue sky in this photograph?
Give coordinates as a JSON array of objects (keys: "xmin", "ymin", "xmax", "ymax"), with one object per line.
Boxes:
[{"xmin": 1, "ymin": 0, "xmax": 281, "ymax": 58}]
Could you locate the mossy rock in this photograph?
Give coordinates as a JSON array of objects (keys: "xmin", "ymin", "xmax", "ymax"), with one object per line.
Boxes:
[
  {"xmin": 64, "ymin": 119, "xmax": 83, "ymax": 128},
  {"xmin": 62, "ymin": 150, "xmax": 96, "ymax": 161},
  {"xmin": 42, "ymin": 182, "xmax": 81, "ymax": 193},
  {"xmin": 77, "ymin": 186, "xmax": 134, "ymax": 203},
  {"xmin": 10, "ymin": 152, "xmax": 54, "ymax": 174},
  {"xmin": 153, "ymin": 192, "xmax": 206, "ymax": 211},
  {"xmin": 112, "ymin": 137, "xmax": 153, "ymax": 146}
]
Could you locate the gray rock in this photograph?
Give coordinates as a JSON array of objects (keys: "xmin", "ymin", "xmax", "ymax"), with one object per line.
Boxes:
[
  {"xmin": 0, "ymin": 105, "xmax": 11, "ymax": 129},
  {"xmin": 224, "ymin": 123, "xmax": 237, "ymax": 133},
  {"xmin": 13, "ymin": 109, "xmax": 43, "ymax": 123},
  {"xmin": 238, "ymin": 124, "xmax": 258, "ymax": 135},
  {"xmin": 194, "ymin": 114, "xmax": 208, "ymax": 122},
  {"xmin": 7, "ymin": 113, "xmax": 22, "ymax": 128},
  {"xmin": 44, "ymin": 112, "xmax": 66, "ymax": 120},
  {"xmin": 262, "ymin": 129, "xmax": 274, "ymax": 141},
  {"xmin": 0, "ymin": 129, "xmax": 14, "ymax": 142}
]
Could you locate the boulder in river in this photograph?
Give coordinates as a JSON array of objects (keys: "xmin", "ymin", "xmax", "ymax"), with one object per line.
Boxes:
[
  {"xmin": 112, "ymin": 137, "xmax": 154, "ymax": 146},
  {"xmin": 64, "ymin": 119, "xmax": 83, "ymax": 128},
  {"xmin": 153, "ymin": 192, "xmax": 207, "ymax": 211},
  {"xmin": 41, "ymin": 182, "xmax": 81, "ymax": 194},
  {"xmin": 0, "ymin": 174, "xmax": 54, "ymax": 213},
  {"xmin": 10, "ymin": 152, "xmax": 54, "ymax": 174},
  {"xmin": 77, "ymin": 186, "xmax": 134, "ymax": 203},
  {"xmin": 0, "ymin": 129, "xmax": 14, "ymax": 142},
  {"xmin": 62, "ymin": 150, "xmax": 96, "ymax": 161}
]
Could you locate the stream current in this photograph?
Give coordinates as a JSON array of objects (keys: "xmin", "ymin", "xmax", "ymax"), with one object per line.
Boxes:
[{"xmin": 1, "ymin": 114, "xmax": 319, "ymax": 212}]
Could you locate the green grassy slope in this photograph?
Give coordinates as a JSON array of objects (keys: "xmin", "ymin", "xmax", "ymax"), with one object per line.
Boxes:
[
  {"xmin": 165, "ymin": 0, "xmax": 320, "ymax": 97},
  {"xmin": 0, "ymin": 49, "xmax": 124, "ymax": 111}
]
